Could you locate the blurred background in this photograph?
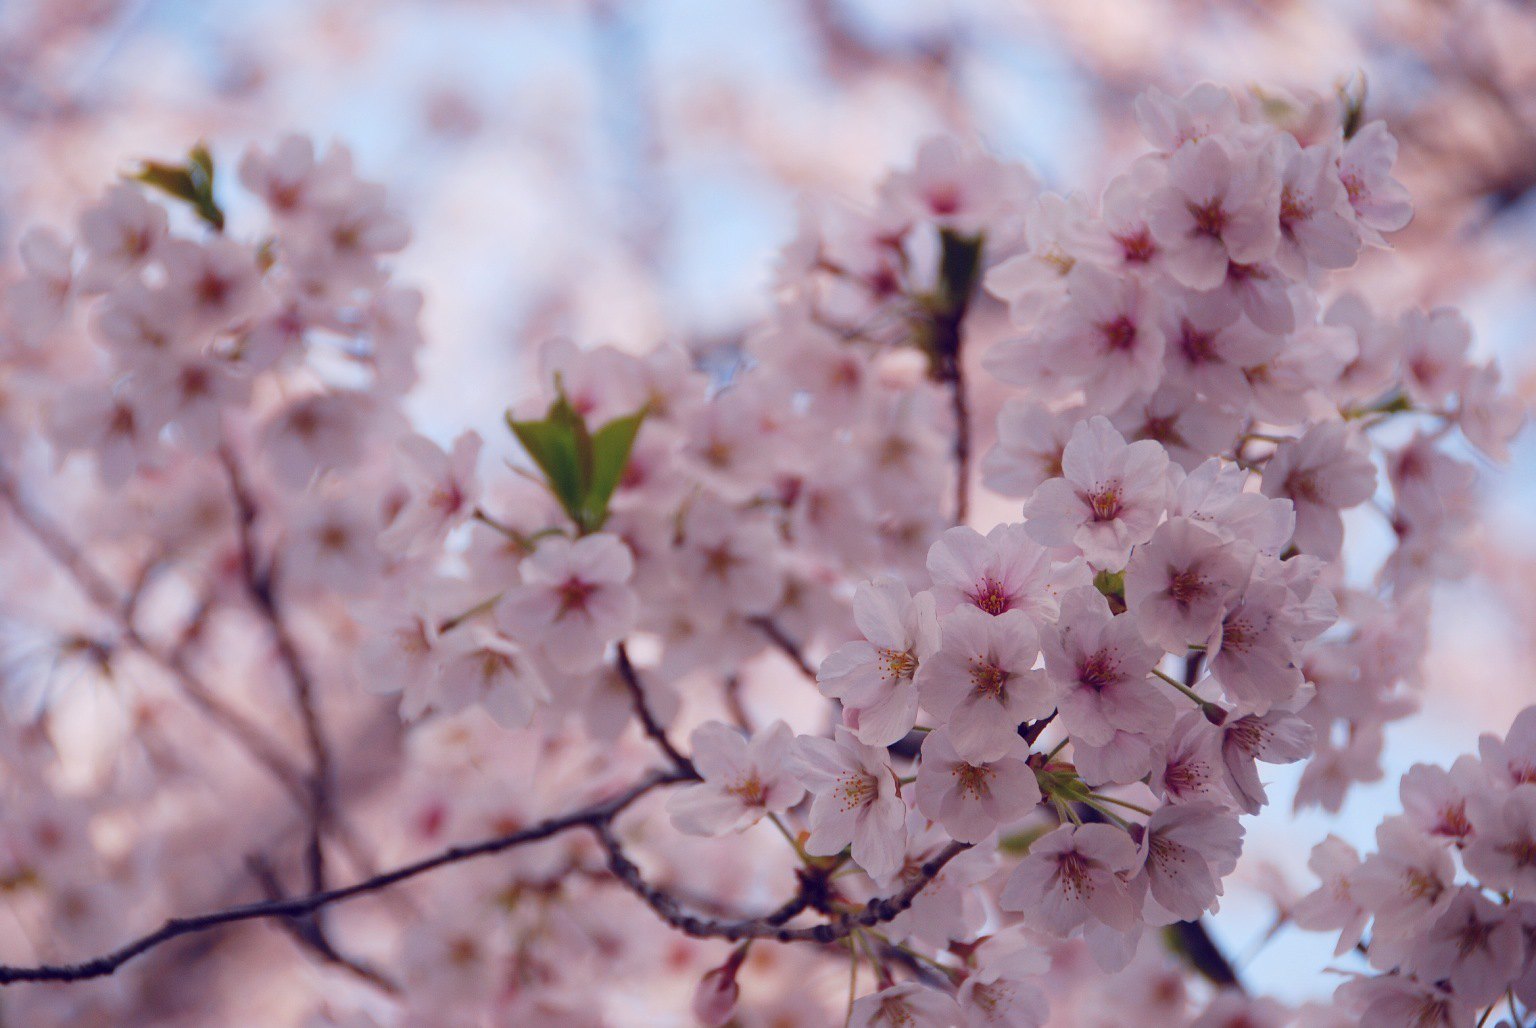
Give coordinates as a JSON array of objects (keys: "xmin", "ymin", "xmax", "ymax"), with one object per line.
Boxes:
[{"xmin": 2, "ymin": 0, "xmax": 1534, "ymax": 1003}]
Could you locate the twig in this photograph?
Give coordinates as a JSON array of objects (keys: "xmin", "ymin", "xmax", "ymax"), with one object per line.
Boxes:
[
  {"xmin": 244, "ymin": 855, "xmax": 400, "ymax": 995},
  {"xmin": 220, "ymin": 445, "xmax": 335, "ymax": 895},
  {"xmin": 0, "ymin": 770, "xmax": 687, "ymax": 985},
  {"xmin": 596, "ymin": 832, "xmax": 970, "ymax": 943},
  {"xmin": 747, "ymin": 616, "xmax": 817, "ymax": 680},
  {"xmin": 614, "ymin": 643, "xmax": 697, "ymax": 777}
]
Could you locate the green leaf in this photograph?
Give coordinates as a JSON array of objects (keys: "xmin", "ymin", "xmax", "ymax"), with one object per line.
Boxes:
[
  {"xmin": 582, "ymin": 410, "xmax": 646, "ymax": 531},
  {"xmin": 130, "ymin": 144, "xmax": 225, "ymax": 232},
  {"xmin": 506, "ymin": 407, "xmax": 585, "ymax": 524}
]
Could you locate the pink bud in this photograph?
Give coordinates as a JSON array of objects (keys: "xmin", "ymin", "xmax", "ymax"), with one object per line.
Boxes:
[{"xmin": 691, "ymin": 966, "xmax": 739, "ymax": 1027}]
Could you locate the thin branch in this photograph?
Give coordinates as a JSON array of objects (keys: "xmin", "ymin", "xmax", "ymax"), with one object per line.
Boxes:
[
  {"xmin": 244, "ymin": 855, "xmax": 400, "ymax": 995},
  {"xmin": 596, "ymin": 832, "xmax": 970, "ymax": 944},
  {"xmin": 747, "ymin": 616, "xmax": 817, "ymax": 680},
  {"xmin": 614, "ymin": 643, "xmax": 697, "ymax": 777},
  {"xmin": 0, "ymin": 770, "xmax": 688, "ymax": 985},
  {"xmin": 219, "ymin": 445, "xmax": 335, "ymax": 894}
]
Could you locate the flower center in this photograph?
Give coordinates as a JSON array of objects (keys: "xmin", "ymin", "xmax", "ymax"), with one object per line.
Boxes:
[
  {"xmin": 969, "ymin": 659, "xmax": 1010, "ymax": 699},
  {"xmin": 1188, "ymin": 198, "xmax": 1227, "ymax": 237},
  {"xmin": 952, "ymin": 762, "xmax": 995, "ymax": 798},
  {"xmin": 1087, "ymin": 484, "xmax": 1123, "ymax": 522},
  {"xmin": 556, "ymin": 576, "xmax": 597, "ymax": 617},
  {"xmin": 878, "ymin": 647, "xmax": 918, "ymax": 681},
  {"xmin": 969, "ymin": 576, "xmax": 1011, "ymax": 615}
]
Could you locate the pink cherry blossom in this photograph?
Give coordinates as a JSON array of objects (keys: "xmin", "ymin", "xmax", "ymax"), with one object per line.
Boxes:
[
  {"xmin": 1134, "ymin": 802, "xmax": 1243, "ymax": 923},
  {"xmin": 667, "ymin": 721, "xmax": 804, "ymax": 836},
  {"xmin": 850, "ymin": 982, "xmax": 961, "ymax": 1028},
  {"xmin": 379, "ymin": 431, "xmax": 482, "ymax": 556},
  {"xmin": 1336, "ymin": 120, "xmax": 1413, "ymax": 243},
  {"xmin": 495, "ymin": 533, "xmax": 637, "ymax": 672},
  {"xmin": 1124, "ymin": 517, "xmax": 1249, "ymax": 652},
  {"xmin": 915, "ymin": 729, "xmax": 1040, "ymax": 843},
  {"xmin": 790, "ymin": 727, "xmax": 907, "ymax": 881},
  {"xmin": 1260, "ymin": 421, "xmax": 1376, "ymax": 559},
  {"xmin": 1000, "ymin": 822, "xmax": 1140, "ymax": 935},
  {"xmin": 926, "ymin": 523, "xmax": 1083, "ymax": 622},
  {"xmin": 1042, "ymin": 588, "xmax": 1173, "ymax": 748},
  {"xmin": 818, "ymin": 577, "xmax": 940, "ymax": 746},
  {"xmin": 1023, "ymin": 415, "xmax": 1170, "ymax": 569},
  {"xmin": 916, "ymin": 606, "xmax": 1054, "ymax": 753},
  {"xmin": 1146, "ymin": 138, "xmax": 1279, "ymax": 290}
]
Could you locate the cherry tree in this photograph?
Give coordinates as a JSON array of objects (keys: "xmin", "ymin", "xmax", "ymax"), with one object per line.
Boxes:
[{"xmin": 0, "ymin": 66, "xmax": 1529, "ymax": 1028}]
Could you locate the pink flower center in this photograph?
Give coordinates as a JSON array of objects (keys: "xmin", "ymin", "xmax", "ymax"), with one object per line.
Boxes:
[
  {"xmin": 969, "ymin": 659, "xmax": 1010, "ymax": 699},
  {"xmin": 1117, "ymin": 228, "xmax": 1156, "ymax": 264},
  {"xmin": 725, "ymin": 774, "xmax": 767, "ymax": 807},
  {"xmin": 1178, "ymin": 322, "xmax": 1217, "ymax": 365},
  {"xmin": 952, "ymin": 762, "xmax": 996, "ymax": 798},
  {"xmin": 926, "ymin": 183, "xmax": 962, "ymax": 216},
  {"xmin": 1188, "ymin": 198, "xmax": 1227, "ymax": 237},
  {"xmin": 1056, "ymin": 850, "xmax": 1094, "ymax": 899},
  {"xmin": 556, "ymin": 576, "xmax": 597, "ymax": 617},
  {"xmin": 878, "ymin": 647, "xmax": 918, "ymax": 680},
  {"xmin": 1100, "ymin": 315, "xmax": 1138, "ymax": 352},
  {"xmin": 969, "ymin": 576, "xmax": 1011, "ymax": 615},
  {"xmin": 1076, "ymin": 651, "xmax": 1119, "ymax": 691},
  {"xmin": 1087, "ymin": 485, "xmax": 1123, "ymax": 522},
  {"xmin": 1167, "ymin": 568, "xmax": 1208, "ymax": 608}
]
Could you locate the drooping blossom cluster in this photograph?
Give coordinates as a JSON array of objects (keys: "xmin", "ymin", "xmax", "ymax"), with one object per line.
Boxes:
[
  {"xmin": 1293, "ymin": 707, "xmax": 1536, "ymax": 1026},
  {"xmin": 0, "ymin": 75, "xmax": 1525, "ymax": 1027}
]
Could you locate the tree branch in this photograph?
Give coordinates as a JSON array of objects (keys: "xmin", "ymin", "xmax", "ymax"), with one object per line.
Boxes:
[
  {"xmin": 615, "ymin": 642, "xmax": 697, "ymax": 777},
  {"xmin": 747, "ymin": 616, "xmax": 817, "ymax": 681},
  {"xmin": 0, "ymin": 769, "xmax": 688, "ymax": 985},
  {"xmin": 219, "ymin": 445, "xmax": 335, "ymax": 895},
  {"xmin": 596, "ymin": 832, "xmax": 970, "ymax": 944}
]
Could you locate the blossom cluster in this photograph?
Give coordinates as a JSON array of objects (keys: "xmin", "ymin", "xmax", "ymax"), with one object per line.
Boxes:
[
  {"xmin": 1295, "ymin": 707, "xmax": 1536, "ymax": 1026},
  {"xmin": 0, "ymin": 77, "xmax": 1524, "ymax": 1026}
]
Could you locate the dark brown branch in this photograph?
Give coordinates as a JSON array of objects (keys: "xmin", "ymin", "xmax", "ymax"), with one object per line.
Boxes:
[
  {"xmin": 220, "ymin": 445, "xmax": 335, "ymax": 895},
  {"xmin": 926, "ymin": 230, "xmax": 984, "ymax": 527},
  {"xmin": 615, "ymin": 643, "xmax": 697, "ymax": 777},
  {"xmin": 596, "ymin": 831, "xmax": 970, "ymax": 943},
  {"xmin": 747, "ymin": 616, "xmax": 817, "ymax": 680},
  {"xmin": 0, "ymin": 770, "xmax": 687, "ymax": 985},
  {"xmin": 244, "ymin": 855, "xmax": 399, "ymax": 995}
]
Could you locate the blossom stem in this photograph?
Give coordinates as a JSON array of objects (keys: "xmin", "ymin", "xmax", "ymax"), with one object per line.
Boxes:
[
  {"xmin": 1089, "ymin": 793, "xmax": 1155, "ymax": 817},
  {"xmin": 1151, "ymin": 666, "xmax": 1225, "ymax": 719}
]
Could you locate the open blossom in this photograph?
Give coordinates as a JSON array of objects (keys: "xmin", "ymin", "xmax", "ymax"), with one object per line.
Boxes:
[
  {"xmin": 674, "ymin": 496, "xmax": 784, "ymax": 617},
  {"xmin": 850, "ymin": 982, "xmax": 962, "ymax": 1028},
  {"xmin": 915, "ymin": 729, "xmax": 1040, "ymax": 843},
  {"xmin": 1000, "ymin": 822, "xmax": 1140, "ymax": 935},
  {"xmin": 1350, "ymin": 816, "xmax": 1457, "ymax": 946},
  {"xmin": 1336, "ymin": 120, "xmax": 1412, "ymax": 243},
  {"xmin": 956, "ymin": 931, "xmax": 1050, "ymax": 1027},
  {"xmin": 879, "ymin": 136, "xmax": 1013, "ymax": 237},
  {"xmin": 983, "ymin": 401, "xmax": 1074, "ymax": 497},
  {"xmin": 1042, "ymin": 588, "xmax": 1173, "ymax": 748},
  {"xmin": 1146, "ymin": 138, "xmax": 1279, "ymax": 290},
  {"xmin": 1151, "ymin": 713, "xmax": 1229, "ymax": 806},
  {"xmin": 818, "ymin": 577, "xmax": 940, "ymax": 746},
  {"xmin": 1260, "ymin": 421, "xmax": 1376, "ymax": 560},
  {"xmin": 987, "ymin": 263, "xmax": 1165, "ymax": 413},
  {"xmin": 1408, "ymin": 889, "xmax": 1525, "ymax": 1007},
  {"xmin": 926, "ymin": 523, "xmax": 1080, "ymax": 623},
  {"xmin": 1218, "ymin": 708, "xmax": 1313, "ymax": 814},
  {"xmin": 1292, "ymin": 835, "xmax": 1370, "ymax": 955},
  {"xmin": 916, "ymin": 607, "xmax": 1053, "ymax": 753},
  {"xmin": 1133, "ymin": 82, "xmax": 1239, "ymax": 153},
  {"xmin": 379, "ymin": 431, "xmax": 481, "ymax": 555},
  {"xmin": 1134, "ymin": 802, "xmax": 1243, "ymax": 923},
  {"xmin": 1271, "ymin": 134, "xmax": 1360, "ymax": 278},
  {"xmin": 495, "ymin": 533, "xmax": 637, "ymax": 672},
  {"xmin": 1205, "ymin": 571, "xmax": 1305, "ymax": 711},
  {"xmin": 790, "ymin": 727, "xmax": 906, "ymax": 881},
  {"xmin": 433, "ymin": 627, "xmax": 549, "ymax": 728},
  {"xmin": 77, "ymin": 183, "xmax": 168, "ymax": 291},
  {"xmin": 667, "ymin": 721, "xmax": 804, "ymax": 836},
  {"xmin": 1465, "ymin": 785, "xmax": 1536, "ymax": 901},
  {"xmin": 1023, "ymin": 415, "xmax": 1169, "ymax": 569},
  {"xmin": 1124, "ymin": 517, "xmax": 1249, "ymax": 652}
]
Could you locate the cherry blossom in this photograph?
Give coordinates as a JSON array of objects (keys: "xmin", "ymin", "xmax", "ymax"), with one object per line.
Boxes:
[
  {"xmin": 1023, "ymin": 415, "xmax": 1170, "ymax": 569},
  {"xmin": 667, "ymin": 721, "xmax": 804, "ymax": 836},
  {"xmin": 790, "ymin": 727, "xmax": 907, "ymax": 880},
  {"xmin": 495, "ymin": 533, "xmax": 638, "ymax": 672}
]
